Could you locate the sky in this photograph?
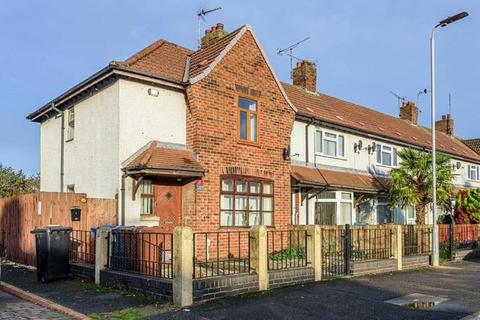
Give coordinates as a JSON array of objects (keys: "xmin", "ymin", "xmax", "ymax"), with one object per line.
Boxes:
[{"xmin": 1, "ymin": 0, "xmax": 479, "ymax": 175}]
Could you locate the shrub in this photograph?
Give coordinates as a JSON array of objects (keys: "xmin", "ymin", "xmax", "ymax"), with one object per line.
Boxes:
[
  {"xmin": 455, "ymin": 189, "xmax": 480, "ymax": 224},
  {"xmin": 270, "ymin": 247, "xmax": 306, "ymax": 261}
]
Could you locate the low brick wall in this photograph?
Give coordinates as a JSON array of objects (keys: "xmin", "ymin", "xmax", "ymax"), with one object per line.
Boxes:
[
  {"xmin": 268, "ymin": 267, "xmax": 315, "ymax": 289},
  {"xmin": 350, "ymin": 259, "xmax": 397, "ymax": 277},
  {"xmin": 100, "ymin": 270, "xmax": 172, "ymax": 301},
  {"xmin": 402, "ymin": 255, "xmax": 430, "ymax": 270},
  {"xmin": 454, "ymin": 249, "xmax": 480, "ymax": 261},
  {"xmin": 193, "ymin": 273, "xmax": 258, "ymax": 302},
  {"xmin": 70, "ymin": 263, "xmax": 94, "ymax": 281}
]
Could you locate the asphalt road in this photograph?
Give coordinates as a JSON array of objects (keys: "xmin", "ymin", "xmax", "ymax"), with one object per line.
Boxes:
[{"xmin": 155, "ymin": 259, "xmax": 480, "ymax": 320}]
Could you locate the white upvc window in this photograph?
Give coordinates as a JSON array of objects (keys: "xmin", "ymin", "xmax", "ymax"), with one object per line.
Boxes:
[
  {"xmin": 376, "ymin": 144, "xmax": 398, "ymax": 167},
  {"xmin": 314, "ymin": 128, "xmax": 345, "ymax": 158},
  {"xmin": 468, "ymin": 164, "xmax": 479, "ymax": 181},
  {"xmin": 314, "ymin": 191, "xmax": 353, "ymax": 225},
  {"xmin": 66, "ymin": 107, "xmax": 75, "ymax": 141},
  {"xmin": 376, "ymin": 196, "xmax": 394, "ymax": 224}
]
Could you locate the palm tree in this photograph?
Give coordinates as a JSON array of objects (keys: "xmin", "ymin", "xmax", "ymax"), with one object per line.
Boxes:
[{"xmin": 388, "ymin": 148, "xmax": 454, "ymax": 225}]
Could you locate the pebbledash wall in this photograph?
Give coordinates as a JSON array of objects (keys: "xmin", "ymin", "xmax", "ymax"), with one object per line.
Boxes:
[
  {"xmin": 39, "ymin": 78, "xmax": 187, "ymax": 226},
  {"xmin": 185, "ymin": 30, "xmax": 295, "ymax": 232}
]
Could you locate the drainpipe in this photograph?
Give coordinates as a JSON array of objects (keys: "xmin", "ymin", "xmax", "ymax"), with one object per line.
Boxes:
[
  {"xmin": 120, "ymin": 172, "xmax": 126, "ymax": 226},
  {"xmin": 304, "ymin": 118, "xmax": 314, "ymax": 224},
  {"xmin": 52, "ymin": 104, "xmax": 65, "ymax": 192}
]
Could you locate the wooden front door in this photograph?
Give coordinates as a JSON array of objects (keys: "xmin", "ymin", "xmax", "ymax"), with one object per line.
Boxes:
[{"xmin": 154, "ymin": 184, "xmax": 182, "ymax": 232}]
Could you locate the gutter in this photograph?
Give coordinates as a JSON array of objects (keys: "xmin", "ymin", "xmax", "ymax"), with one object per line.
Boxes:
[{"xmin": 296, "ymin": 113, "xmax": 480, "ymax": 164}]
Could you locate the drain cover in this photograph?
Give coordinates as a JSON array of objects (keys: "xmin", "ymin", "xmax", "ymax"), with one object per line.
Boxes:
[{"xmin": 385, "ymin": 293, "xmax": 448, "ymax": 310}]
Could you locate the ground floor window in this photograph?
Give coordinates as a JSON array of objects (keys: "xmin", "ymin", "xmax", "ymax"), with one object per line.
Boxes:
[
  {"xmin": 315, "ymin": 191, "xmax": 353, "ymax": 225},
  {"xmin": 140, "ymin": 180, "xmax": 154, "ymax": 214},
  {"xmin": 376, "ymin": 196, "xmax": 393, "ymax": 224},
  {"xmin": 220, "ymin": 176, "xmax": 273, "ymax": 227}
]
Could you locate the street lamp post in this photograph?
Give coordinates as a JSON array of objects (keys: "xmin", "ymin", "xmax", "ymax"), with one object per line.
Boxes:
[{"xmin": 430, "ymin": 11, "xmax": 468, "ymax": 267}]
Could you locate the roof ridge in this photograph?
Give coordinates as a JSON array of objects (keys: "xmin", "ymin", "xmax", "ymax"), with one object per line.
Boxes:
[{"xmin": 118, "ymin": 39, "xmax": 193, "ymax": 67}]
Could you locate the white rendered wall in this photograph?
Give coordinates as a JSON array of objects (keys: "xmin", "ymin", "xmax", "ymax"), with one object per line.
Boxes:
[{"xmin": 40, "ymin": 115, "xmax": 62, "ymax": 192}]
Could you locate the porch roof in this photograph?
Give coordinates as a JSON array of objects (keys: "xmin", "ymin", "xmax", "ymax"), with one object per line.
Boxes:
[
  {"xmin": 291, "ymin": 165, "xmax": 388, "ymax": 193},
  {"xmin": 123, "ymin": 141, "xmax": 204, "ymax": 178}
]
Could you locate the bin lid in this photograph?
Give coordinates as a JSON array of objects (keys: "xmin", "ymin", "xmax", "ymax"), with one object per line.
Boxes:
[{"xmin": 31, "ymin": 226, "xmax": 73, "ymax": 234}]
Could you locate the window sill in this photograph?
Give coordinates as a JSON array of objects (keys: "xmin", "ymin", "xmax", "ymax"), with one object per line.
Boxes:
[
  {"xmin": 314, "ymin": 153, "xmax": 347, "ymax": 161},
  {"xmin": 238, "ymin": 140, "xmax": 260, "ymax": 148},
  {"xmin": 140, "ymin": 214, "xmax": 160, "ymax": 221},
  {"xmin": 375, "ymin": 163, "xmax": 398, "ymax": 169}
]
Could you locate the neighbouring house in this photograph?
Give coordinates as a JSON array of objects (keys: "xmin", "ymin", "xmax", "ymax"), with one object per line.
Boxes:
[{"xmin": 27, "ymin": 23, "xmax": 480, "ymax": 231}]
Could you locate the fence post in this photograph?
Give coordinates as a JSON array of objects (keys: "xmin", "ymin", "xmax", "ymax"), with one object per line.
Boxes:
[
  {"xmin": 344, "ymin": 224, "xmax": 351, "ymax": 275},
  {"xmin": 250, "ymin": 225, "xmax": 268, "ymax": 291},
  {"xmin": 448, "ymin": 222, "xmax": 454, "ymax": 261},
  {"xmin": 173, "ymin": 226, "xmax": 193, "ymax": 307},
  {"xmin": 393, "ymin": 225, "xmax": 403, "ymax": 271},
  {"xmin": 306, "ymin": 225, "xmax": 322, "ymax": 281},
  {"xmin": 95, "ymin": 226, "xmax": 112, "ymax": 285}
]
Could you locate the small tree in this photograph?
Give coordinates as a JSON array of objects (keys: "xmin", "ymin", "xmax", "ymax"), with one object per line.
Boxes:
[
  {"xmin": 388, "ymin": 148, "xmax": 453, "ymax": 225},
  {"xmin": 0, "ymin": 164, "xmax": 40, "ymax": 198}
]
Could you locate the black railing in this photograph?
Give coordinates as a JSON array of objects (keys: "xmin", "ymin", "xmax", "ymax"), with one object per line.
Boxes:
[
  {"xmin": 349, "ymin": 227, "xmax": 393, "ymax": 261},
  {"xmin": 403, "ymin": 225, "xmax": 432, "ymax": 256},
  {"xmin": 109, "ymin": 230, "xmax": 173, "ymax": 279},
  {"xmin": 70, "ymin": 230, "xmax": 96, "ymax": 265},
  {"xmin": 321, "ymin": 227, "xmax": 347, "ymax": 279},
  {"xmin": 267, "ymin": 229, "xmax": 308, "ymax": 270},
  {"xmin": 193, "ymin": 231, "xmax": 250, "ymax": 279}
]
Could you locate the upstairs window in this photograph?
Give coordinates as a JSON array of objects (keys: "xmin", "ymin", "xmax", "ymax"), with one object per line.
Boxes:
[
  {"xmin": 220, "ymin": 176, "xmax": 273, "ymax": 227},
  {"xmin": 66, "ymin": 107, "xmax": 75, "ymax": 141},
  {"xmin": 314, "ymin": 129, "xmax": 345, "ymax": 158},
  {"xmin": 376, "ymin": 144, "xmax": 397, "ymax": 167},
  {"xmin": 468, "ymin": 165, "xmax": 479, "ymax": 181},
  {"xmin": 238, "ymin": 97, "xmax": 257, "ymax": 143}
]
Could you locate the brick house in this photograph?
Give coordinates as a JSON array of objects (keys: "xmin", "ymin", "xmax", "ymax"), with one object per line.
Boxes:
[{"xmin": 27, "ymin": 23, "xmax": 480, "ymax": 231}]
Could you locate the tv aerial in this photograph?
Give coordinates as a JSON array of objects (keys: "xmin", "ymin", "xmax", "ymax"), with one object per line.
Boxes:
[
  {"xmin": 390, "ymin": 91, "xmax": 407, "ymax": 109},
  {"xmin": 197, "ymin": 6, "xmax": 222, "ymax": 49},
  {"xmin": 277, "ymin": 37, "xmax": 310, "ymax": 79}
]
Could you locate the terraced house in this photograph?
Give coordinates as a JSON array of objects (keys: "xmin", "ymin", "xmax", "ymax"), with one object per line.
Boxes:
[{"xmin": 27, "ymin": 23, "xmax": 480, "ymax": 232}]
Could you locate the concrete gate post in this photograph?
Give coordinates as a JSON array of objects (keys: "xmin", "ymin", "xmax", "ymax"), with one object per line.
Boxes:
[
  {"xmin": 95, "ymin": 226, "xmax": 113, "ymax": 285},
  {"xmin": 250, "ymin": 225, "xmax": 268, "ymax": 291},
  {"xmin": 393, "ymin": 225, "xmax": 403, "ymax": 271},
  {"xmin": 306, "ymin": 225, "xmax": 322, "ymax": 281},
  {"xmin": 173, "ymin": 226, "xmax": 193, "ymax": 307}
]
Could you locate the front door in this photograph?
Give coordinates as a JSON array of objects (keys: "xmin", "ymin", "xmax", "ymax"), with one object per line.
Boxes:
[{"xmin": 154, "ymin": 184, "xmax": 182, "ymax": 232}]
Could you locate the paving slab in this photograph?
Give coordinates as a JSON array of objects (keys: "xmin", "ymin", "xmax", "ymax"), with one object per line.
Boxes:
[{"xmin": 0, "ymin": 289, "xmax": 68, "ymax": 320}]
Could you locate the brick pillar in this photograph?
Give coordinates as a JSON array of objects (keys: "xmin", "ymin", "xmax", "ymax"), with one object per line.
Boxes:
[
  {"xmin": 95, "ymin": 226, "xmax": 112, "ymax": 285},
  {"xmin": 173, "ymin": 226, "xmax": 193, "ymax": 306},
  {"xmin": 392, "ymin": 225, "xmax": 403, "ymax": 271},
  {"xmin": 250, "ymin": 225, "xmax": 268, "ymax": 291},
  {"xmin": 306, "ymin": 225, "xmax": 322, "ymax": 281}
]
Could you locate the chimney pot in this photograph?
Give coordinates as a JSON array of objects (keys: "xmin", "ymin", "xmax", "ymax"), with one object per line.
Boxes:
[
  {"xmin": 217, "ymin": 23, "xmax": 224, "ymax": 30},
  {"xmin": 399, "ymin": 101, "xmax": 419, "ymax": 125},
  {"xmin": 292, "ymin": 60, "xmax": 317, "ymax": 92},
  {"xmin": 201, "ymin": 23, "xmax": 229, "ymax": 49}
]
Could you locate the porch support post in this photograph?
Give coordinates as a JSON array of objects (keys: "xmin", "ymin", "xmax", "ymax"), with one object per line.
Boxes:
[
  {"xmin": 393, "ymin": 225, "xmax": 403, "ymax": 271},
  {"xmin": 306, "ymin": 225, "xmax": 322, "ymax": 281},
  {"xmin": 95, "ymin": 226, "xmax": 112, "ymax": 285},
  {"xmin": 173, "ymin": 226, "xmax": 193, "ymax": 307},
  {"xmin": 250, "ymin": 225, "xmax": 268, "ymax": 291}
]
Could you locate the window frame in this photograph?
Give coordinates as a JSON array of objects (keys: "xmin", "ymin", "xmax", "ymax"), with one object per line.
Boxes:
[
  {"xmin": 219, "ymin": 175, "xmax": 274, "ymax": 227},
  {"xmin": 468, "ymin": 164, "xmax": 479, "ymax": 181},
  {"xmin": 376, "ymin": 197, "xmax": 394, "ymax": 224},
  {"xmin": 376, "ymin": 144, "xmax": 398, "ymax": 167},
  {"xmin": 140, "ymin": 180, "xmax": 155, "ymax": 215},
  {"xmin": 314, "ymin": 128, "xmax": 346, "ymax": 159},
  {"xmin": 237, "ymin": 96, "xmax": 259, "ymax": 145},
  {"xmin": 315, "ymin": 191, "xmax": 353, "ymax": 225}
]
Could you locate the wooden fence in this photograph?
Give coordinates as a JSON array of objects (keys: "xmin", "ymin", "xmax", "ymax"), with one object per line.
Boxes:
[{"xmin": 0, "ymin": 192, "xmax": 117, "ymax": 266}]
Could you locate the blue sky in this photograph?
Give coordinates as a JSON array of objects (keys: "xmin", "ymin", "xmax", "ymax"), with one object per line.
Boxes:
[{"xmin": 1, "ymin": 1, "xmax": 479, "ymax": 175}]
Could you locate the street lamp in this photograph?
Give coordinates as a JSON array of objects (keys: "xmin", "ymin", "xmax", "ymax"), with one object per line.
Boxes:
[{"xmin": 430, "ymin": 11, "xmax": 468, "ymax": 267}]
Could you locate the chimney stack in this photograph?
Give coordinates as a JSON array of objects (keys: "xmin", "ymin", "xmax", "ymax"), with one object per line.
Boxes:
[
  {"xmin": 201, "ymin": 23, "xmax": 228, "ymax": 49},
  {"xmin": 292, "ymin": 60, "xmax": 317, "ymax": 92},
  {"xmin": 435, "ymin": 113, "xmax": 454, "ymax": 136},
  {"xmin": 399, "ymin": 101, "xmax": 418, "ymax": 125}
]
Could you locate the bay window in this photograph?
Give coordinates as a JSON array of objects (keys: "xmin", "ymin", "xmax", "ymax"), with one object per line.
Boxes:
[
  {"xmin": 376, "ymin": 144, "xmax": 398, "ymax": 167},
  {"xmin": 314, "ymin": 191, "xmax": 353, "ymax": 225},
  {"xmin": 315, "ymin": 129, "xmax": 345, "ymax": 158},
  {"xmin": 220, "ymin": 176, "xmax": 273, "ymax": 227}
]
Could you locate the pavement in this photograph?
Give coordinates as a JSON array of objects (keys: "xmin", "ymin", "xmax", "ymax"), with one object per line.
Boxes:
[
  {"xmin": 154, "ymin": 258, "xmax": 480, "ymax": 320},
  {"xmin": 0, "ymin": 289, "xmax": 68, "ymax": 320}
]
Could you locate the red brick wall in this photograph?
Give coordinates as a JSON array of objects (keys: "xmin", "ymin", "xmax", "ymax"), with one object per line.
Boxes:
[{"xmin": 185, "ymin": 30, "xmax": 295, "ymax": 233}]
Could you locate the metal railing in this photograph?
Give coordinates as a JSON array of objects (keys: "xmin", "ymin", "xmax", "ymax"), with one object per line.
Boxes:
[
  {"xmin": 349, "ymin": 227, "xmax": 393, "ymax": 261},
  {"xmin": 321, "ymin": 226, "xmax": 347, "ymax": 279},
  {"xmin": 109, "ymin": 230, "xmax": 173, "ymax": 279},
  {"xmin": 402, "ymin": 225, "xmax": 432, "ymax": 256},
  {"xmin": 267, "ymin": 229, "xmax": 308, "ymax": 270},
  {"xmin": 70, "ymin": 230, "xmax": 96, "ymax": 265},
  {"xmin": 193, "ymin": 231, "xmax": 250, "ymax": 279}
]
